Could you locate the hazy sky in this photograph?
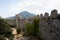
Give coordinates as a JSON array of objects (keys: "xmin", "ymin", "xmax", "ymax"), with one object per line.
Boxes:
[{"xmin": 0, "ymin": 0, "xmax": 60, "ymax": 18}]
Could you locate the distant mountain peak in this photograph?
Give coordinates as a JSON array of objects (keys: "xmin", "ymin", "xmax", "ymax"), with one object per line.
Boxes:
[
  {"xmin": 20, "ymin": 11, "xmax": 29, "ymax": 13},
  {"xmin": 8, "ymin": 11, "xmax": 35, "ymax": 19},
  {"xmin": 18, "ymin": 11, "xmax": 35, "ymax": 19}
]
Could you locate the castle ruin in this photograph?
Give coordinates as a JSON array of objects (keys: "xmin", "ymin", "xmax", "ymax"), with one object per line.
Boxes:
[{"xmin": 5, "ymin": 9, "xmax": 60, "ymax": 40}]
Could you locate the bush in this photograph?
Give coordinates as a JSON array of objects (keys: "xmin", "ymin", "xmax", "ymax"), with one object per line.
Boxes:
[
  {"xmin": 16, "ymin": 27, "xmax": 21, "ymax": 34},
  {"xmin": 25, "ymin": 17, "xmax": 43, "ymax": 40},
  {"xmin": 25, "ymin": 23, "xmax": 34, "ymax": 36},
  {"xmin": 0, "ymin": 18, "xmax": 14, "ymax": 40}
]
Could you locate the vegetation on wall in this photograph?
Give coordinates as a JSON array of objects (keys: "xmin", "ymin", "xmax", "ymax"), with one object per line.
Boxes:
[{"xmin": 25, "ymin": 17, "xmax": 43, "ymax": 40}]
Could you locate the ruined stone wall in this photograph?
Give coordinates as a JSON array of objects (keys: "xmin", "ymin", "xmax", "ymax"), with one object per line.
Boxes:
[{"xmin": 39, "ymin": 9, "xmax": 60, "ymax": 40}]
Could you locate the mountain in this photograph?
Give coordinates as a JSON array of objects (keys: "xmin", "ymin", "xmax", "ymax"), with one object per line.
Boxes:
[
  {"xmin": 7, "ymin": 11, "xmax": 35, "ymax": 19},
  {"xmin": 18, "ymin": 11, "xmax": 35, "ymax": 19}
]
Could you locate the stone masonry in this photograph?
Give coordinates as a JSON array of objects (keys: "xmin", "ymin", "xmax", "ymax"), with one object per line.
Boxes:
[{"xmin": 39, "ymin": 9, "xmax": 60, "ymax": 40}]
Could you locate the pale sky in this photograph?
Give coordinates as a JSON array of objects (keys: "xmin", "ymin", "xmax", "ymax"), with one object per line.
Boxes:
[{"xmin": 0, "ymin": 0, "xmax": 60, "ymax": 18}]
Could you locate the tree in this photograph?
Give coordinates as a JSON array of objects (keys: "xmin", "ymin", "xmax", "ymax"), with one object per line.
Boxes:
[
  {"xmin": 0, "ymin": 18, "xmax": 14, "ymax": 40},
  {"xmin": 32, "ymin": 17, "xmax": 40, "ymax": 36},
  {"xmin": 25, "ymin": 17, "xmax": 40, "ymax": 36},
  {"xmin": 33, "ymin": 17, "xmax": 43, "ymax": 40},
  {"xmin": 25, "ymin": 17, "xmax": 43, "ymax": 40},
  {"xmin": 25, "ymin": 23, "xmax": 34, "ymax": 36}
]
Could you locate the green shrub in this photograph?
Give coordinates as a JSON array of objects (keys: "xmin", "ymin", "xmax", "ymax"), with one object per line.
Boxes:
[
  {"xmin": 0, "ymin": 18, "xmax": 14, "ymax": 40},
  {"xmin": 16, "ymin": 27, "xmax": 21, "ymax": 34}
]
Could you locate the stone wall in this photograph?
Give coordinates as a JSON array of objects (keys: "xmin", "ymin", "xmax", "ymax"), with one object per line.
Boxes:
[{"xmin": 39, "ymin": 9, "xmax": 60, "ymax": 40}]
